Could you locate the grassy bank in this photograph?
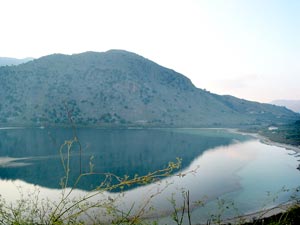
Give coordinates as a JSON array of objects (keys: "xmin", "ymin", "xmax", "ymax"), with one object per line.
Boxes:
[
  {"xmin": 233, "ymin": 121, "xmax": 300, "ymax": 225},
  {"xmin": 245, "ymin": 121, "xmax": 300, "ymax": 147},
  {"xmin": 242, "ymin": 205, "xmax": 300, "ymax": 225}
]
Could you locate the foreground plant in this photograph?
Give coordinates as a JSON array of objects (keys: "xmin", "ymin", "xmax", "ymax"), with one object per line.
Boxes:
[{"xmin": 0, "ymin": 131, "xmax": 182, "ymax": 225}]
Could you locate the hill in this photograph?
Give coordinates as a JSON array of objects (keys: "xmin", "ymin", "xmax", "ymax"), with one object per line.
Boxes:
[
  {"xmin": 271, "ymin": 99, "xmax": 300, "ymax": 113},
  {"xmin": 0, "ymin": 50, "xmax": 298, "ymax": 127},
  {"xmin": 0, "ymin": 57, "xmax": 33, "ymax": 66}
]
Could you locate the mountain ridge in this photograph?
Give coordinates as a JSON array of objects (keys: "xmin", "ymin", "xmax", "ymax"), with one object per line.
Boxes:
[
  {"xmin": 0, "ymin": 57, "xmax": 34, "ymax": 66},
  {"xmin": 271, "ymin": 99, "xmax": 300, "ymax": 113},
  {"xmin": 0, "ymin": 50, "xmax": 298, "ymax": 127}
]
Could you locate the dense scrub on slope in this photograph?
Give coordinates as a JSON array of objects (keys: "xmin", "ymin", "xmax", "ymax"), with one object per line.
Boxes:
[{"xmin": 0, "ymin": 50, "xmax": 298, "ymax": 127}]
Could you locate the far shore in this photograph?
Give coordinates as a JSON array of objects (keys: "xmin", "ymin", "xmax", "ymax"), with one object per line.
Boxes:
[
  {"xmin": 230, "ymin": 128, "xmax": 300, "ymax": 154},
  {"xmin": 257, "ymin": 133, "xmax": 300, "ymax": 154},
  {"xmin": 0, "ymin": 125, "xmax": 299, "ymax": 224},
  {"xmin": 223, "ymin": 128, "xmax": 300, "ymax": 224}
]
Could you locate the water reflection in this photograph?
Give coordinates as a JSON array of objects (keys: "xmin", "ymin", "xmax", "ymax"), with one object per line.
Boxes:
[
  {"xmin": 0, "ymin": 139, "xmax": 299, "ymax": 224},
  {"xmin": 0, "ymin": 128, "xmax": 249, "ymax": 190}
]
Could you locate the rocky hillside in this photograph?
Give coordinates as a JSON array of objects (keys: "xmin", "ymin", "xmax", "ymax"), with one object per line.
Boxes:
[{"xmin": 0, "ymin": 50, "xmax": 298, "ymax": 127}]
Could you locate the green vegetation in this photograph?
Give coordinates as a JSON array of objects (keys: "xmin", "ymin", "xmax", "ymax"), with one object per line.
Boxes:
[
  {"xmin": 0, "ymin": 50, "xmax": 299, "ymax": 127},
  {"xmin": 0, "ymin": 133, "xmax": 183, "ymax": 224},
  {"xmin": 245, "ymin": 121, "xmax": 300, "ymax": 146},
  {"xmin": 0, "ymin": 126, "xmax": 299, "ymax": 224},
  {"xmin": 242, "ymin": 205, "xmax": 300, "ymax": 225},
  {"xmin": 232, "ymin": 121, "xmax": 300, "ymax": 225},
  {"xmin": 0, "ymin": 50, "xmax": 300, "ymax": 223}
]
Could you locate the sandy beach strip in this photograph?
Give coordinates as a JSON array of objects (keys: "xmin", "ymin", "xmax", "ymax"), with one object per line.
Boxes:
[{"xmin": 228, "ymin": 128, "xmax": 300, "ymax": 154}]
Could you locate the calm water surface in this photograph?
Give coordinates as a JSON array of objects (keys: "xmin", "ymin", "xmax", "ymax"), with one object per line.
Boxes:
[{"xmin": 0, "ymin": 128, "xmax": 299, "ymax": 223}]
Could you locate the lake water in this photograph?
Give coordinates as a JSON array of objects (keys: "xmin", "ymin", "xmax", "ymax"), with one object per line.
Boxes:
[{"xmin": 0, "ymin": 128, "xmax": 299, "ymax": 224}]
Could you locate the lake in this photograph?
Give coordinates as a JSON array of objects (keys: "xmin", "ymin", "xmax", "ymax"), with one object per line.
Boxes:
[{"xmin": 0, "ymin": 127, "xmax": 299, "ymax": 224}]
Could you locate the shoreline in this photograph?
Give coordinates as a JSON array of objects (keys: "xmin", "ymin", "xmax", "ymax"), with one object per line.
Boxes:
[
  {"xmin": 230, "ymin": 128, "xmax": 300, "ymax": 154},
  {"xmin": 223, "ymin": 128, "xmax": 300, "ymax": 224},
  {"xmin": 0, "ymin": 126, "xmax": 299, "ymax": 224},
  {"xmin": 221, "ymin": 201, "xmax": 300, "ymax": 225},
  {"xmin": 254, "ymin": 132, "xmax": 300, "ymax": 154}
]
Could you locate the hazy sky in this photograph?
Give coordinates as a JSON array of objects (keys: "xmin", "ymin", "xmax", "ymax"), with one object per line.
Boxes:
[{"xmin": 1, "ymin": 0, "xmax": 299, "ymax": 103}]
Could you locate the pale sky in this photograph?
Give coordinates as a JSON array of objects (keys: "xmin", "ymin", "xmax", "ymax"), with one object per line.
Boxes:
[{"xmin": 1, "ymin": 0, "xmax": 299, "ymax": 103}]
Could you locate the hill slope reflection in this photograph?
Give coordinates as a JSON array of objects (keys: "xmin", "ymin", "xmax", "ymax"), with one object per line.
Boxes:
[
  {"xmin": 0, "ymin": 128, "xmax": 250, "ymax": 190},
  {"xmin": 0, "ymin": 139, "xmax": 299, "ymax": 224}
]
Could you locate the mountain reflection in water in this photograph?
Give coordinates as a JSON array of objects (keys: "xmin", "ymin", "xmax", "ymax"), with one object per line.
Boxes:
[
  {"xmin": 0, "ymin": 128, "xmax": 249, "ymax": 190},
  {"xmin": 0, "ymin": 133, "xmax": 299, "ymax": 224}
]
